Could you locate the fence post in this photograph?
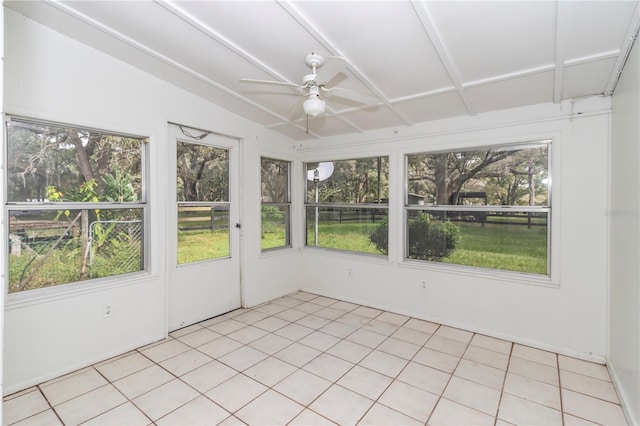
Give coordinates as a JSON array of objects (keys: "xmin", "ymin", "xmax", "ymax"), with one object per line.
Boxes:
[{"xmin": 9, "ymin": 234, "xmax": 21, "ymax": 256}]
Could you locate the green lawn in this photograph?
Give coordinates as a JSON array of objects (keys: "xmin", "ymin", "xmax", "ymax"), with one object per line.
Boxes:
[
  {"xmin": 305, "ymin": 220, "xmax": 547, "ymax": 274},
  {"xmin": 9, "ymin": 242, "xmax": 82, "ymax": 292},
  {"xmin": 444, "ymin": 222, "xmax": 547, "ymax": 274},
  {"xmin": 262, "ymin": 227, "xmax": 288, "ymax": 250},
  {"xmin": 307, "ymin": 222, "xmax": 381, "ymax": 255},
  {"xmin": 178, "ymin": 229, "xmax": 229, "ymax": 264}
]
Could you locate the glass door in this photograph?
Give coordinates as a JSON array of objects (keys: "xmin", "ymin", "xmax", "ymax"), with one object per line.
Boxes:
[{"xmin": 168, "ymin": 124, "xmax": 241, "ymax": 331}]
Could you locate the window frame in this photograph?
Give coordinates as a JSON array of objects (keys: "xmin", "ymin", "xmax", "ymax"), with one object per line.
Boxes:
[
  {"xmin": 304, "ymin": 155, "xmax": 390, "ymax": 257},
  {"xmin": 260, "ymin": 156, "xmax": 292, "ymax": 252},
  {"xmin": 404, "ymin": 140, "xmax": 552, "ymax": 277},
  {"xmin": 4, "ymin": 116, "xmax": 149, "ymax": 296}
]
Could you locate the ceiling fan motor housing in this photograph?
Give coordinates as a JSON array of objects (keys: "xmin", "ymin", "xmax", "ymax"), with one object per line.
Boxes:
[
  {"xmin": 304, "ymin": 52, "xmax": 325, "ymax": 70},
  {"xmin": 303, "ymin": 73, "xmax": 318, "ymax": 86}
]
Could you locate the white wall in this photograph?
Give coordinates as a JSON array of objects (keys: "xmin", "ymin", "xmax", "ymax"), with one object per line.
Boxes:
[
  {"xmin": 0, "ymin": 5, "xmax": 5, "ymax": 420},
  {"xmin": 240, "ymin": 136, "xmax": 303, "ymax": 307},
  {"xmin": 610, "ymin": 36, "xmax": 640, "ymax": 425},
  {"xmin": 296, "ymin": 98, "xmax": 612, "ymax": 361},
  {"xmin": 2, "ymin": 10, "xmax": 297, "ymax": 393}
]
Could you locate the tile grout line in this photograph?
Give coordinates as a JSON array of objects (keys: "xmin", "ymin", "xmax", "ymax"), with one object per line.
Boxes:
[
  {"xmin": 35, "ymin": 384, "xmax": 64, "ymax": 426},
  {"xmin": 493, "ymin": 338, "xmax": 515, "ymax": 426},
  {"xmin": 278, "ymin": 299, "xmax": 381, "ymax": 424},
  {"xmin": 557, "ymin": 351, "xmax": 565, "ymax": 425},
  {"xmin": 88, "ymin": 364, "xmax": 155, "ymax": 426},
  {"xmin": 167, "ymin": 297, "xmax": 340, "ymax": 423},
  {"xmin": 350, "ymin": 314, "xmax": 414, "ymax": 425},
  {"xmin": 362, "ymin": 321, "xmax": 444, "ymax": 425},
  {"xmin": 424, "ymin": 325, "xmax": 475, "ymax": 426}
]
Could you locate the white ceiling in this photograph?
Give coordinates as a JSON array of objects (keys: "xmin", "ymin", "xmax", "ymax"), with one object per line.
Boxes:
[{"xmin": 5, "ymin": 1, "xmax": 640, "ymax": 141}]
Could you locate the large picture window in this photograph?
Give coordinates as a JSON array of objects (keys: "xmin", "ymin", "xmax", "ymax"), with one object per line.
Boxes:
[
  {"xmin": 305, "ymin": 157, "xmax": 389, "ymax": 256},
  {"xmin": 403, "ymin": 142, "xmax": 550, "ymax": 275},
  {"xmin": 261, "ymin": 157, "xmax": 291, "ymax": 251},
  {"xmin": 5, "ymin": 118, "xmax": 146, "ymax": 293}
]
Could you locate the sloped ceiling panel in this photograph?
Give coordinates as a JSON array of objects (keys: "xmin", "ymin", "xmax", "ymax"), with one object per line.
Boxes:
[
  {"xmin": 4, "ymin": 0, "xmax": 640, "ymax": 141},
  {"xmin": 465, "ymin": 71, "xmax": 556, "ymax": 114},
  {"xmin": 394, "ymin": 91, "xmax": 471, "ymax": 124},
  {"xmin": 562, "ymin": 58, "xmax": 619, "ymax": 100},
  {"xmin": 425, "ymin": 1, "xmax": 558, "ymax": 83}
]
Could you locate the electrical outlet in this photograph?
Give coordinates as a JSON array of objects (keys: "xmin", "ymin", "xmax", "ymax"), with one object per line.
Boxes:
[{"xmin": 103, "ymin": 304, "xmax": 114, "ymax": 319}]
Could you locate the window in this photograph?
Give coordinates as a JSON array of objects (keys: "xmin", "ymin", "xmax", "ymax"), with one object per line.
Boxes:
[
  {"xmin": 176, "ymin": 141, "xmax": 230, "ymax": 264},
  {"xmin": 404, "ymin": 142, "xmax": 550, "ymax": 275},
  {"xmin": 305, "ymin": 157, "xmax": 389, "ymax": 255},
  {"xmin": 5, "ymin": 118, "xmax": 146, "ymax": 293},
  {"xmin": 261, "ymin": 157, "xmax": 291, "ymax": 250}
]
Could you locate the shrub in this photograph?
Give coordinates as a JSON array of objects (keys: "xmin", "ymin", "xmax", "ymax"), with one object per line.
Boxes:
[
  {"xmin": 369, "ymin": 218, "xmax": 389, "ymax": 254},
  {"xmin": 369, "ymin": 213, "xmax": 460, "ymax": 260}
]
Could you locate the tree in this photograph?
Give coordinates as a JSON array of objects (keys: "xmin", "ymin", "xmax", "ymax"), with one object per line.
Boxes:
[
  {"xmin": 7, "ymin": 122, "xmax": 142, "ymax": 203},
  {"xmin": 261, "ymin": 158, "xmax": 288, "ymax": 202},
  {"xmin": 310, "ymin": 157, "xmax": 389, "ymax": 204},
  {"xmin": 409, "ymin": 150, "xmax": 514, "ymax": 205},
  {"xmin": 176, "ymin": 142, "xmax": 228, "ymax": 202},
  {"xmin": 407, "ymin": 145, "xmax": 548, "ymax": 207}
]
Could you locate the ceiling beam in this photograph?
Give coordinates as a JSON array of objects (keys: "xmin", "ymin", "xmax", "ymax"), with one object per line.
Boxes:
[
  {"xmin": 161, "ymin": 0, "xmax": 371, "ymax": 135},
  {"xmin": 155, "ymin": 0, "xmax": 322, "ymax": 136},
  {"xmin": 553, "ymin": 0, "xmax": 569, "ymax": 103},
  {"xmin": 564, "ymin": 50, "xmax": 621, "ymax": 67},
  {"xmin": 410, "ymin": 1, "xmax": 476, "ymax": 116},
  {"xmin": 463, "ymin": 64, "xmax": 555, "ymax": 90},
  {"xmin": 277, "ymin": 0, "xmax": 414, "ymax": 128},
  {"xmin": 157, "ymin": 1, "xmax": 297, "ymax": 89},
  {"xmin": 604, "ymin": 1, "xmax": 640, "ymax": 95}
]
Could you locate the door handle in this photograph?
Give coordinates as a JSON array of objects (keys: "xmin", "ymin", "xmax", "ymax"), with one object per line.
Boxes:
[{"xmin": 235, "ymin": 223, "xmax": 241, "ymax": 229}]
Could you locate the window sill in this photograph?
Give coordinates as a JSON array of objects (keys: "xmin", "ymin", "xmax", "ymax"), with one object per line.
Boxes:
[
  {"xmin": 398, "ymin": 259, "xmax": 558, "ymax": 288},
  {"xmin": 302, "ymin": 245, "xmax": 389, "ymax": 263},
  {"xmin": 5, "ymin": 271, "xmax": 157, "ymax": 310},
  {"xmin": 300, "ymin": 246, "xmax": 557, "ymax": 288},
  {"xmin": 260, "ymin": 245, "xmax": 294, "ymax": 258}
]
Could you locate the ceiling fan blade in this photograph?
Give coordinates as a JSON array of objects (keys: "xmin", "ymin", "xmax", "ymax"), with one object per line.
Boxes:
[
  {"xmin": 240, "ymin": 78, "xmax": 303, "ymax": 89},
  {"xmin": 321, "ymin": 71, "xmax": 348, "ymax": 89},
  {"xmin": 321, "ymin": 86, "xmax": 379, "ymax": 105},
  {"xmin": 316, "ymin": 56, "xmax": 348, "ymax": 85}
]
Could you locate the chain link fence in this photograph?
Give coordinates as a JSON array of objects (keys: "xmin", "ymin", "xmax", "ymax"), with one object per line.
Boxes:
[{"xmin": 89, "ymin": 220, "xmax": 143, "ymax": 278}]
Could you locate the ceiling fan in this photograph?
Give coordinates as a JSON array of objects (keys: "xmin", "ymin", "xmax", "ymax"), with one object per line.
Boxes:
[{"xmin": 240, "ymin": 52, "xmax": 379, "ymax": 119}]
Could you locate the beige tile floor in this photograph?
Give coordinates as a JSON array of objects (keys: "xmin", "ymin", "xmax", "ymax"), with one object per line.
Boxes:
[{"xmin": 3, "ymin": 291, "xmax": 629, "ymax": 425}]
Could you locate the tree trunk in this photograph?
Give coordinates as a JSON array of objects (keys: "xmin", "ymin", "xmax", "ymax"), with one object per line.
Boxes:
[
  {"xmin": 80, "ymin": 209, "xmax": 90, "ymax": 279},
  {"xmin": 68, "ymin": 131, "xmax": 95, "ymax": 185},
  {"xmin": 434, "ymin": 154, "xmax": 449, "ymax": 205}
]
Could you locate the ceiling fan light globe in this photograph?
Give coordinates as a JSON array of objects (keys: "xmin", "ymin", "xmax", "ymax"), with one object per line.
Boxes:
[{"xmin": 303, "ymin": 96, "xmax": 325, "ymax": 116}]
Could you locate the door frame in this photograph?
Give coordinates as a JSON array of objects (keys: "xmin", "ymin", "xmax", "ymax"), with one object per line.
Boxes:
[{"xmin": 166, "ymin": 123, "xmax": 243, "ymax": 332}]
